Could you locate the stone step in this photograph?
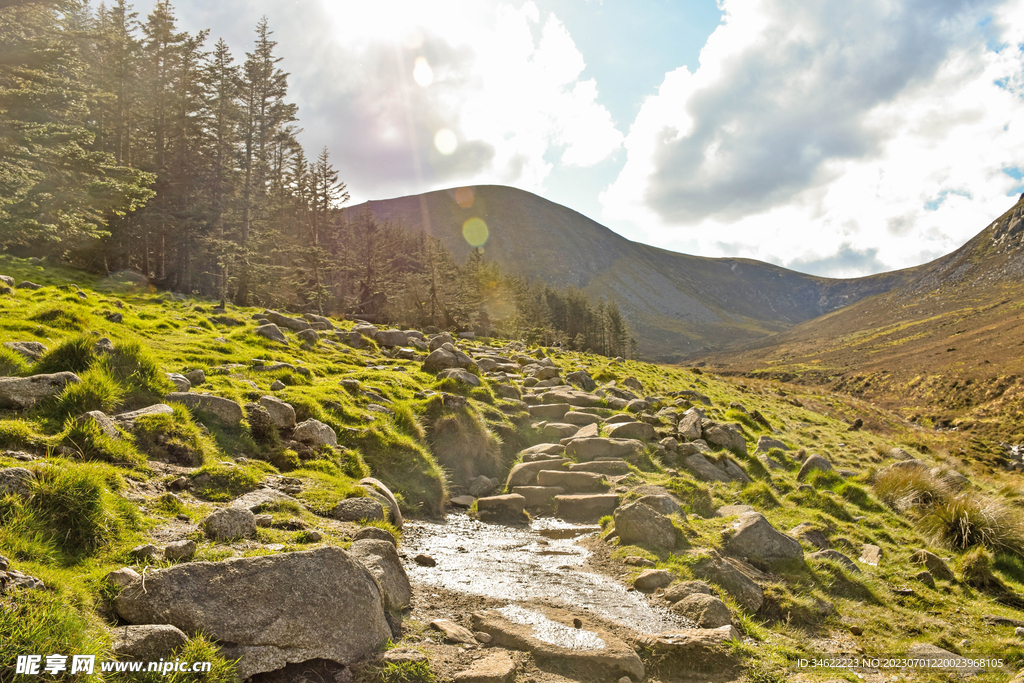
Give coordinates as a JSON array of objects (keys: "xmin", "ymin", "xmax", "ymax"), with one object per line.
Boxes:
[
  {"xmin": 553, "ymin": 493, "xmax": 620, "ymax": 521},
  {"xmin": 528, "ymin": 403, "xmax": 571, "ymax": 420},
  {"xmin": 477, "ymin": 494, "xmax": 527, "ymax": 523},
  {"xmin": 560, "ymin": 411, "xmax": 601, "ymax": 426},
  {"xmin": 568, "ymin": 460, "xmax": 630, "ymax": 475},
  {"xmin": 511, "ymin": 486, "xmax": 565, "ymax": 509},
  {"xmin": 536, "ymin": 470, "xmax": 609, "ymax": 493},
  {"xmin": 505, "ymin": 459, "xmax": 570, "ymax": 488}
]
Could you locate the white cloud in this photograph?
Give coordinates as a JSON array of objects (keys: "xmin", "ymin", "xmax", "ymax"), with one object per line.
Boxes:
[{"xmin": 601, "ymin": 0, "xmax": 1024, "ymax": 276}]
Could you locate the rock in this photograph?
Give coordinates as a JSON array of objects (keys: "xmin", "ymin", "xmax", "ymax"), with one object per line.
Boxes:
[
  {"xmin": 663, "ymin": 581, "xmax": 713, "ymax": 603},
  {"xmin": 130, "ymin": 544, "xmax": 161, "ymax": 562},
  {"xmin": 226, "ymin": 490, "xmax": 298, "ymax": 514},
  {"xmin": 255, "ymin": 323, "xmax": 289, "ymax": 344},
  {"xmin": 505, "ymin": 459, "xmax": 569, "ymax": 488},
  {"xmin": 511, "ymin": 486, "xmax": 564, "ymax": 508},
  {"xmin": 528, "ymin": 403, "xmax": 571, "ymax": 420},
  {"xmin": 166, "ymin": 373, "xmax": 191, "ymax": 392},
  {"xmin": 797, "ymin": 454, "xmax": 834, "ymax": 481},
  {"xmin": 4, "ymin": 341, "xmax": 47, "ymax": 361},
  {"xmin": 360, "ymin": 477, "xmax": 405, "ymax": 529},
  {"xmin": 614, "ymin": 502, "xmax": 678, "ymax": 549},
  {"xmin": 717, "ymin": 504, "xmax": 756, "ymax": 517},
  {"xmin": 16, "ymin": 281, "xmax": 42, "ymax": 290},
  {"xmin": 347, "ymin": 539, "xmax": 411, "ymax": 612},
  {"xmin": 452, "ymin": 650, "xmax": 516, "ymax": 683},
  {"xmin": 478, "ymin": 494, "xmax": 527, "ymax": 523},
  {"xmin": 702, "ymin": 423, "xmax": 748, "ymax": 456},
  {"xmin": 263, "ymin": 310, "xmax": 310, "ymax": 331},
  {"xmin": 634, "ymin": 569, "xmax": 674, "ymax": 591},
  {"xmin": 677, "ymin": 410, "xmax": 703, "ymax": 441},
  {"xmin": 375, "ymin": 329, "xmax": 408, "ymax": 347},
  {"xmin": 930, "ymin": 467, "xmax": 970, "ymax": 490},
  {"xmin": 567, "ymin": 422, "xmax": 599, "ymax": 440},
  {"xmin": 438, "ymin": 368, "xmax": 480, "ymax": 386},
  {"xmin": 270, "ymin": 380, "xmax": 285, "ymax": 391},
  {"xmin": 113, "ymin": 404, "xmax": 174, "ymax": 430},
  {"xmin": 202, "ymin": 507, "xmax": 257, "ymax": 541},
  {"xmin": 554, "ymin": 494, "xmax": 619, "ymax": 521},
  {"xmin": 167, "ymin": 392, "xmax": 242, "ymax": 426},
  {"xmin": 353, "ymin": 323, "xmax": 379, "ymax": 338},
  {"xmin": 915, "ymin": 570, "xmax": 936, "ymax": 588},
  {"xmin": 565, "ymin": 437, "xmax": 644, "ymax": 462},
  {"xmin": 112, "ymin": 624, "xmax": 189, "ymax": 660},
  {"xmin": 469, "ymin": 475, "xmax": 498, "ymax": 497},
  {"xmin": 521, "ymin": 364, "xmax": 560, "ymax": 380},
  {"xmin": 683, "ymin": 454, "xmax": 733, "ymax": 483},
  {"xmin": 910, "ymin": 549, "xmax": 955, "ymax": 581},
  {"xmin": 605, "ymin": 421, "xmax": 656, "ymax": 441},
  {"xmin": 889, "ymin": 447, "xmax": 915, "ymax": 461},
  {"xmin": 105, "ymin": 567, "xmax": 141, "ymax": 587},
  {"xmin": 114, "ymin": 546, "xmax": 391, "ymax": 680},
  {"xmin": 671, "ymin": 593, "xmax": 732, "ymax": 628},
  {"xmin": 423, "ymin": 348, "xmax": 460, "ymax": 372},
  {"xmin": 624, "ymin": 556, "xmax": 656, "ymax": 568},
  {"xmin": 755, "ymin": 436, "xmax": 789, "ymax": 452},
  {"xmin": 517, "ymin": 443, "xmax": 566, "ymax": 461},
  {"xmin": 808, "ymin": 550, "xmax": 860, "ymax": 574},
  {"xmin": 106, "ymin": 311, "xmax": 123, "ymax": 323},
  {"xmin": 724, "ymin": 512, "xmax": 803, "ymax": 569},
  {"xmin": 414, "ymin": 554, "xmax": 436, "ymax": 567},
  {"xmin": 0, "ymin": 275, "xmax": 12, "ymax": 286},
  {"xmin": 184, "ymin": 369, "xmax": 205, "ymax": 386},
  {"xmin": 293, "ymin": 419, "xmax": 337, "ymax": 447},
  {"xmin": 632, "ymin": 625, "xmax": 741, "ymax": 672},
  {"xmin": 561, "ymin": 411, "xmax": 602, "ymax": 426},
  {"xmin": 536, "ymin": 470, "xmax": 608, "ymax": 493},
  {"xmin": 354, "ymin": 526, "xmax": 397, "ymax": 546},
  {"xmin": 163, "ymin": 540, "xmax": 197, "ymax": 562},
  {"xmin": 0, "ymin": 467, "xmax": 35, "ymax": 498},
  {"xmin": 636, "ymin": 495, "xmax": 684, "ymax": 517},
  {"xmin": 540, "ymin": 389, "xmax": 604, "ymax": 407},
  {"xmin": 296, "ymin": 328, "xmax": 319, "ymax": 346},
  {"xmin": 472, "ymin": 606, "xmax": 644, "ymax": 681},
  {"xmin": 258, "ymin": 395, "xmax": 296, "ymax": 430},
  {"xmin": 566, "ymin": 370, "xmax": 597, "ymax": 392},
  {"xmin": 451, "ymin": 495, "xmax": 476, "ymax": 507},
  {"xmin": 859, "ymin": 544, "xmax": 883, "ymax": 566},
  {"xmin": 428, "ymin": 332, "xmax": 453, "ymax": 350},
  {"xmin": 333, "ymin": 497, "xmax": 386, "ymax": 522},
  {"xmin": 431, "ymin": 618, "xmax": 477, "ymax": 644},
  {"xmin": 0, "ymin": 372, "xmax": 80, "ymax": 410},
  {"xmin": 790, "ymin": 523, "xmax": 830, "ymax": 550}
]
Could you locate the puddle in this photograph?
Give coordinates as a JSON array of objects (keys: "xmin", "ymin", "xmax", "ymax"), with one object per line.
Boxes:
[
  {"xmin": 497, "ymin": 605, "xmax": 606, "ymax": 650},
  {"xmin": 402, "ymin": 513, "xmax": 688, "ymax": 634}
]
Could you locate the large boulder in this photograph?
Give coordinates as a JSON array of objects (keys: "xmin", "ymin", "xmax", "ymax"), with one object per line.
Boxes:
[
  {"xmin": 553, "ymin": 494, "xmax": 619, "ymax": 521},
  {"xmin": 255, "ymin": 323, "xmax": 289, "ymax": 344},
  {"xmin": 0, "ymin": 373, "xmax": 80, "ymax": 410},
  {"xmin": 613, "ymin": 501, "xmax": 678, "ymax": 550},
  {"xmin": 168, "ymin": 393, "xmax": 242, "ymax": 426},
  {"xmin": 264, "ymin": 310, "xmax": 310, "ymax": 331},
  {"xmin": 202, "ymin": 507, "xmax": 256, "ymax": 541},
  {"xmin": 505, "ymin": 459, "xmax": 569, "ymax": 488},
  {"xmin": 724, "ymin": 512, "xmax": 804, "ymax": 569},
  {"xmin": 528, "ymin": 403, "xmax": 571, "ymax": 420},
  {"xmin": 438, "ymin": 368, "xmax": 480, "ymax": 387},
  {"xmin": 111, "ymin": 624, "xmax": 189, "ymax": 660},
  {"xmin": 422, "ymin": 348, "xmax": 460, "ymax": 372},
  {"xmin": 565, "ymin": 370, "xmax": 596, "ymax": 392},
  {"xmin": 682, "ymin": 454, "xmax": 733, "ymax": 483},
  {"xmin": 910, "ymin": 549, "xmax": 955, "ymax": 581},
  {"xmin": 565, "ymin": 437, "xmax": 643, "ymax": 462},
  {"xmin": 539, "ymin": 389, "xmax": 603, "ymax": 407},
  {"xmin": 702, "ymin": 423, "xmax": 748, "ymax": 456},
  {"xmin": 477, "ymin": 494, "xmax": 527, "ymax": 523},
  {"xmin": 113, "ymin": 404, "xmax": 174, "ymax": 431},
  {"xmin": 374, "ymin": 329, "xmax": 408, "ymax": 347},
  {"xmin": 691, "ymin": 551, "xmax": 765, "ymax": 613},
  {"xmin": 258, "ymin": 396, "xmax": 296, "ymax": 430},
  {"xmin": 632, "ymin": 625, "xmax": 741, "ymax": 673},
  {"xmin": 605, "ymin": 421, "xmax": 656, "ymax": 441},
  {"xmin": 293, "ymin": 419, "xmax": 337, "ymax": 447},
  {"xmin": 347, "ymin": 539, "xmax": 411, "ymax": 612},
  {"xmin": 677, "ymin": 410, "xmax": 704, "ymax": 441},
  {"xmin": 333, "ymin": 497, "xmax": 385, "ymax": 522},
  {"xmin": 797, "ymin": 454, "xmax": 833, "ymax": 481},
  {"xmin": 113, "ymin": 547, "xmax": 391, "ymax": 680},
  {"xmin": 535, "ymin": 470, "xmax": 608, "ymax": 493},
  {"xmin": 4, "ymin": 341, "xmax": 47, "ymax": 361},
  {"xmin": 75, "ymin": 410, "xmax": 123, "ymax": 440}
]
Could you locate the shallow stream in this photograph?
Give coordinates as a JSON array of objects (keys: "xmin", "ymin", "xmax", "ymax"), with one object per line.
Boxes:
[{"xmin": 401, "ymin": 512, "xmax": 686, "ymax": 634}]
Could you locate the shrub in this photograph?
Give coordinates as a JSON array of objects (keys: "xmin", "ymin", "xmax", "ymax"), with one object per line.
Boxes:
[
  {"xmin": 52, "ymin": 367, "xmax": 124, "ymax": 419},
  {"xmin": 33, "ymin": 334, "xmax": 96, "ymax": 375}
]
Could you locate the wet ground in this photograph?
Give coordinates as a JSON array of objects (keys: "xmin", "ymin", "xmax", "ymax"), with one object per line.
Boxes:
[{"xmin": 401, "ymin": 512, "xmax": 687, "ymax": 634}]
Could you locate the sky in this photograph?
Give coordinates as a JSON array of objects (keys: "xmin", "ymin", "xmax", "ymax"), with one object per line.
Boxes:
[{"xmin": 134, "ymin": 0, "xmax": 1024, "ymax": 278}]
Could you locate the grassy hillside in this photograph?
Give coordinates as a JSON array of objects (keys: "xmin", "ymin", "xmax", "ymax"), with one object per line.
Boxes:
[
  {"xmin": 702, "ymin": 196, "xmax": 1024, "ymax": 444},
  {"xmin": 0, "ymin": 255, "xmax": 1022, "ymax": 682},
  {"xmin": 345, "ymin": 185, "xmax": 922, "ymax": 361}
]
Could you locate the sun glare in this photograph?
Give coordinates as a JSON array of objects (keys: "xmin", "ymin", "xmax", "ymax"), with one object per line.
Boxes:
[
  {"xmin": 413, "ymin": 56, "xmax": 434, "ymax": 87},
  {"xmin": 434, "ymin": 128, "xmax": 458, "ymax": 155},
  {"xmin": 462, "ymin": 217, "xmax": 489, "ymax": 246}
]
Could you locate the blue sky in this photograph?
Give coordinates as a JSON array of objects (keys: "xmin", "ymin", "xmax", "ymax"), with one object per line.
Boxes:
[{"xmin": 133, "ymin": 0, "xmax": 1024, "ymax": 277}]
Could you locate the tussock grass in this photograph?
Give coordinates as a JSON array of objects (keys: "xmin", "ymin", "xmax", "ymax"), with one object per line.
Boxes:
[
  {"xmin": 133, "ymin": 404, "xmax": 213, "ymax": 467},
  {"xmin": 917, "ymin": 493, "xmax": 1024, "ymax": 556},
  {"xmin": 738, "ymin": 480, "xmax": 781, "ymax": 509},
  {"xmin": 33, "ymin": 334, "xmax": 96, "ymax": 375},
  {"xmin": 873, "ymin": 465, "xmax": 951, "ymax": 512},
  {"xmin": 53, "ymin": 367, "xmax": 125, "ymax": 419},
  {"xmin": 59, "ymin": 416, "xmax": 145, "ymax": 466},
  {"xmin": 0, "ymin": 345, "xmax": 29, "ymax": 376},
  {"xmin": 0, "ymin": 418, "xmax": 42, "ymax": 450},
  {"xmin": 191, "ymin": 460, "xmax": 267, "ymax": 501}
]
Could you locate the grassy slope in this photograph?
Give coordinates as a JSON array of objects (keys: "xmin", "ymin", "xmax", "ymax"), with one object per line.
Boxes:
[
  {"xmin": 0, "ymin": 255, "xmax": 1022, "ymax": 682},
  {"xmin": 700, "ymin": 197, "xmax": 1024, "ymax": 445}
]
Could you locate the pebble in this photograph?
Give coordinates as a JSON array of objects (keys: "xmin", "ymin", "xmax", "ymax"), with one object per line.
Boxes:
[
  {"xmin": 1016, "ymin": 627, "xmax": 1024, "ymax": 638},
  {"xmin": 473, "ymin": 631, "xmax": 492, "ymax": 643},
  {"xmin": 850, "ymin": 626, "xmax": 863, "ymax": 636},
  {"xmin": 414, "ymin": 553, "xmax": 437, "ymax": 567}
]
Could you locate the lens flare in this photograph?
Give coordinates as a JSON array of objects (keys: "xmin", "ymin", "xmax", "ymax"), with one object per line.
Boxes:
[
  {"xmin": 454, "ymin": 186, "xmax": 474, "ymax": 208},
  {"xmin": 412, "ymin": 56, "xmax": 433, "ymax": 87},
  {"xmin": 434, "ymin": 129, "xmax": 457, "ymax": 155},
  {"xmin": 462, "ymin": 217, "xmax": 489, "ymax": 247}
]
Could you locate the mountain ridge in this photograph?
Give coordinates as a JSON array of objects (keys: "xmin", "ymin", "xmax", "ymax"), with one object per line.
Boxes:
[{"xmin": 344, "ymin": 185, "xmax": 923, "ymax": 360}]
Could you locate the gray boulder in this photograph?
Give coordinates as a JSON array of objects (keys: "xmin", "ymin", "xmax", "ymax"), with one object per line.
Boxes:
[
  {"xmin": 0, "ymin": 467, "xmax": 35, "ymax": 498},
  {"xmin": 692, "ymin": 551, "xmax": 765, "ymax": 613},
  {"xmin": 166, "ymin": 373, "xmax": 191, "ymax": 392},
  {"xmin": 333, "ymin": 497, "xmax": 385, "ymax": 522},
  {"xmin": 683, "ymin": 454, "xmax": 733, "ymax": 483},
  {"xmin": 605, "ymin": 421, "xmax": 656, "ymax": 441},
  {"xmin": 506, "ymin": 459, "xmax": 569, "ymax": 488},
  {"xmin": 255, "ymin": 323, "xmax": 289, "ymax": 344},
  {"xmin": 477, "ymin": 494, "xmax": 527, "ymax": 523},
  {"xmin": 163, "ymin": 540, "xmax": 197, "ymax": 562},
  {"xmin": 258, "ymin": 396, "xmax": 296, "ymax": 430},
  {"xmin": 202, "ymin": 507, "xmax": 257, "ymax": 541},
  {"xmin": 910, "ymin": 549, "xmax": 955, "ymax": 581},
  {"xmin": 112, "ymin": 624, "xmax": 189, "ymax": 660},
  {"xmin": 755, "ymin": 436, "xmax": 789, "ymax": 452},
  {"xmin": 797, "ymin": 454, "xmax": 833, "ymax": 481},
  {"xmin": 724, "ymin": 512, "xmax": 803, "ymax": 569},
  {"xmin": 113, "ymin": 546, "xmax": 391, "ymax": 680},
  {"xmin": 671, "ymin": 593, "xmax": 732, "ymax": 628},
  {"xmin": 808, "ymin": 550, "xmax": 860, "ymax": 574},
  {"xmin": 422, "ymin": 348, "xmax": 459, "ymax": 372},
  {"xmin": 293, "ymin": 419, "xmax": 337, "ymax": 447},
  {"xmin": 553, "ymin": 493, "xmax": 619, "ymax": 521},
  {"xmin": 565, "ymin": 437, "xmax": 643, "ymax": 462},
  {"xmin": 354, "ymin": 526, "xmax": 397, "ymax": 545},
  {"xmin": 374, "ymin": 329, "xmax": 408, "ymax": 347},
  {"xmin": 678, "ymin": 410, "xmax": 704, "ymax": 441},
  {"xmin": 347, "ymin": 539, "xmax": 411, "ymax": 612},
  {"xmin": 634, "ymin": 569, "xmax": 674, "ymax": 591},
  {"xmin": 76, "ymin": 410, "xmax": 119, "ymax": 439},
  {"xmin": 168, "ymin": 393, "xmax": 242, "ymax": 426},
  {"xmin": 296, "ymin": 329, "xmax": 319, "ymax": 346},
  {"xmin": 663, "ymin": 581, "xmax": 712, "ymax": 603},
  {"xmin": 264, "ymin": 310, "xmax": 310, "ymax": 331},
  {"xmin": 565, "ymin": 370, "xmax": 596, "ymax": 392},
  {"xmin": 614, "ymin": 501, "xmax": 678, "ymax": 550},
  {"xmin": 113, "ymin": 404, "xmax": 174, "ymax": 430},
  {"xmin": 703, "ymin": 423, "xmax": 748, "ymax": 456},
  {"xmin": 4, "ymin": 341, "xmax": 47, "ymax": 361},
  {"xmin": 0, "ymin": 372, "xmax": 80, "ymax": 410},
  {"xmin": 184, "ymin": 369, "xmax": 205, "ymax": 386},
  {"xmin": 438, "ymin": 368, "xmax": 480, "ymax": 386},
  {"xmin": 528, "ymin": 403, "xmax": 571, "ymax": 420}
]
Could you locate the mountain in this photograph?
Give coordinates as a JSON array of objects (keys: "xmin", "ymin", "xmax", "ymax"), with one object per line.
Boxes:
[
  {"xmin": 344, "ymin": 185, "xmax": 920, "ymax": 361},
  {"xmin": 702, "ymin": 195, "xmax": 1024, "ymax": 442}
]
